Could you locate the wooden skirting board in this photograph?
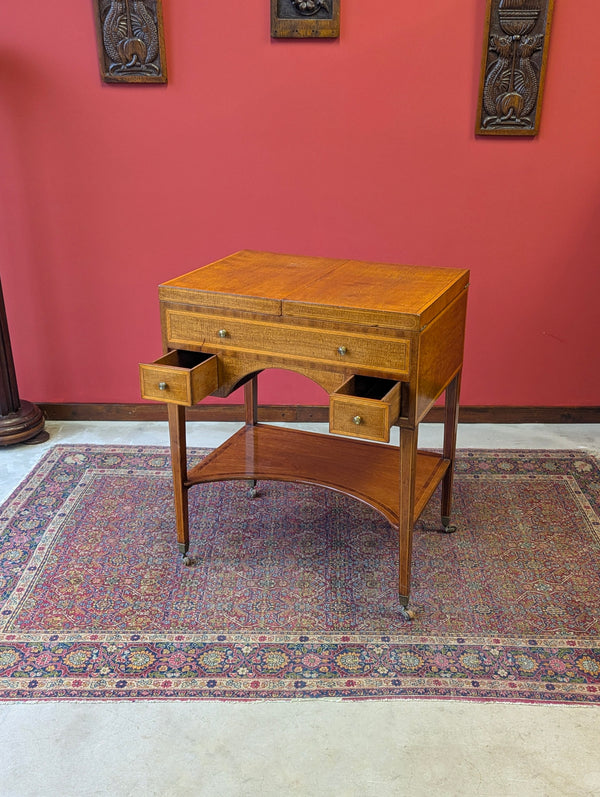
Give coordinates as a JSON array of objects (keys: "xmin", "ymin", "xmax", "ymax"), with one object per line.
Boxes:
[{"xmin": 38, "ymin": 403, "xmax": 600, "ymax": 424}]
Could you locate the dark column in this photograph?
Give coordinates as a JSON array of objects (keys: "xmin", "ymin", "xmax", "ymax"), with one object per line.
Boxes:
[{"xmin": 0, "ymin": 278, "xmax": 47, "ymax": 445}]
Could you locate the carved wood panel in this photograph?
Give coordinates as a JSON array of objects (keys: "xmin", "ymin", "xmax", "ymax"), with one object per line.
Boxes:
[
  {"xmin": 476, "ymin": 0, "xmax": 554, "ymax": 136},
  {"xmin": 271, "ymin": 0, "xmax": 340, "ymax": 38},
  {"xmin": 93, "ymin": 0, "xmax": 167, "ymax": 84}
]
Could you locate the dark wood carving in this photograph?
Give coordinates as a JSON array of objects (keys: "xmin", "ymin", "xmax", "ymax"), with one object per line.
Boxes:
[
  {"xmin": 271, "ymin": 0, "xmax": 340, "ymax": 38},
  {"xmin": 93, "ymin": 0, "xmax": 167, "ymax": 84},
  {"xmin": 476, "ymin": 0, "xmax": 554, "ymax": 136}
]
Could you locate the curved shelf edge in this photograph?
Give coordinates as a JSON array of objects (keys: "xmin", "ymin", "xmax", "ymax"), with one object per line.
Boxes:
[{"xmin": 185, "ymin": 424, "xmax": 450, "ymax": 528}]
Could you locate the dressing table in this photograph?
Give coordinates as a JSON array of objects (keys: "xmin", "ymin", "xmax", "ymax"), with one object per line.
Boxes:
[{"xmin": 140, "ymin": 250, "xmax": 469, "ymax": 618}]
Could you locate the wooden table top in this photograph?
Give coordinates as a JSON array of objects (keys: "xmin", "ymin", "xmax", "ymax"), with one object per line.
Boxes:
[{"xmin": 159, "ymin": 250, "xmax": 470, "ymax": 329}]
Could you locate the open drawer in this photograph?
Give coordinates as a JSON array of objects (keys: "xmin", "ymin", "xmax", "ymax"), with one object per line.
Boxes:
[
  {"xmin": 139, "ymin": 350, "xmax": 218, "ymax": 406},
  {"xmin": 329, "ymin": 375, "xmax": 401, "ymax": 442}
]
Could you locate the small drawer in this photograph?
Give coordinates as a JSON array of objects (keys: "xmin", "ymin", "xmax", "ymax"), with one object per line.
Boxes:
[
  {"xmin": 139, "ymin": 350, "xmax": 218, "ymax": 406},
  {"xmin": 329, "ymin": 376, "xmax": 401, "ymax": 443}
]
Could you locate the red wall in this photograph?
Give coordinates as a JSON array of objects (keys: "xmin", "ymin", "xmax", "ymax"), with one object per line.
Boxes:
[{"xmin": 1, "ymin": 1, "xmax": 599, "ymax": 408}]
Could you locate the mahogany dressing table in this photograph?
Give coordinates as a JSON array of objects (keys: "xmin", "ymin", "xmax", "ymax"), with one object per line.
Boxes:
[{"xmin": 140, "ymin": 250, "xmax": 469, "ymax": 619}]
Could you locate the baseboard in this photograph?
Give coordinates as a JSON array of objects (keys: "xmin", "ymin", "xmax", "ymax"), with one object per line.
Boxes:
[{"xmin": 38, "ymin": 403, "xmax": 600, "ymax": 424}]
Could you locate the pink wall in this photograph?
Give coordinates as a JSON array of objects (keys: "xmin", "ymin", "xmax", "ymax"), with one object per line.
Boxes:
[{"xmin": 1, "ymin": 1, "xmax": 599, "ymax": 408}]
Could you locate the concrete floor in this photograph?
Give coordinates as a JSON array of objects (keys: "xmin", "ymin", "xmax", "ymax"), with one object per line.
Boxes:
[{"xmin": 1, "ymin": 421, "xmax": 599, "ymax": 797}]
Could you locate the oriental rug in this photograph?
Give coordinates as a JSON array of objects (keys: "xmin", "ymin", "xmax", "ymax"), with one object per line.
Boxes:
[{"xmin": 1, "ymin": 444, "xmax": 599, "ymax": 704}]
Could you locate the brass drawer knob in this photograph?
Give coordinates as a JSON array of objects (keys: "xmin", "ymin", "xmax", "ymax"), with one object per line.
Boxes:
[
  {"xmin": 158, "ymin": 382, "xmax": 168, "ymax": 391},
  {"xmin": 353, "ymin": 415, "xmax": 362, "ymax": 425},
  {"xmin": 337, "ymin": 346, "xmax": 347, "ymax": 356},
  {"xmin": 218, "ymin": 329, "xmax": 228, "ymax": 338}
]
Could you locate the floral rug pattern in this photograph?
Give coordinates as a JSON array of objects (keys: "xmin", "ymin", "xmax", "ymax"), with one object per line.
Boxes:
[{"xmin": 1, "ymin": 445, "xmax": 599, "ymax": 702}]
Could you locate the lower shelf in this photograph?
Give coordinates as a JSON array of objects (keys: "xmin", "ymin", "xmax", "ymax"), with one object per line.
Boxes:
[{"xmin": 186, "ymin": 423, "xmax": 450, "ymax": 528}]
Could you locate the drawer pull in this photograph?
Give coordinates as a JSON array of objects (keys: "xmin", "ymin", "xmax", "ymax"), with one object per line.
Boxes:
[
  {"xmin": 218, "ymin": 329, "xmax": 228, "ymax": 338},
  {"xmin": 353, "ymin": 415, "xmax": 363, "ymax": 425},
  {"xmin": 158, "ymin": 382, "xmax": 168, "ymax": 391},
  {"xmin": 337, "ymin": 346, "xmax": 347, "ymax": 356}
]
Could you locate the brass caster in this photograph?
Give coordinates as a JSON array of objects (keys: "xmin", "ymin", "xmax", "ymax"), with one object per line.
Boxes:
[
  {"xmin": 399, "ymin": 605, "xmax": 416, "ymax": 621},
  {"xmin": 182, "ymin": 555, "xmax": 196, "ymax": 567},
  {"xmin": 440, "ymin": 516, "xmax": 457, "ymax": 534}
]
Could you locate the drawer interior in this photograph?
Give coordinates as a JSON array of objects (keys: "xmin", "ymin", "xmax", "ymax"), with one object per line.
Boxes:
[
  {"xmin": 157, "ymin": 350, "xmax": 214, "ymax": 369},
  {"xmin": 334, "ymin": 375, "xmax": 398, "ymax": 401}
]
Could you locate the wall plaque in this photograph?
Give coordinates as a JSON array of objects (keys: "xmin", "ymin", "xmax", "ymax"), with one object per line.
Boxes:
[
  {"xmin": 93, "ymin": 0, "xmax": 167, "ymax": 84},
  {"xmin": 476, "ymin": 0, "xmax": 554, "ymax": 136},
  {"xmin": 271, "ymin": 0, "xmax": 340, "ymax": 39}
]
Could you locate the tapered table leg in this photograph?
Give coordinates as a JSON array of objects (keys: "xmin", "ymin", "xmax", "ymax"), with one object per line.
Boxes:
[
  {"xmin": 245, "ymin": 377, "xmax": 259, "ymax": 497},
  {"xmin": 398, "ymin": 425, "xmax": 418, "ymax": 618},
  {"xmin": 441, "ymin": 369, "xmax": 462, "ymax": 532},
  {"xmin": 244, "ymin": 377, "xmax": 258, "ymax": 425},
  {"xmin": 167, "ymin": 403, "xmax": 191, "ymax": 560}
]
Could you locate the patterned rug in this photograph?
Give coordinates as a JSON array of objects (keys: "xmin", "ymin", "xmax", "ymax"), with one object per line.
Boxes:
[{"xmin": 1, "ymin": 444, "xmax": 599, "ymax": 703}]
